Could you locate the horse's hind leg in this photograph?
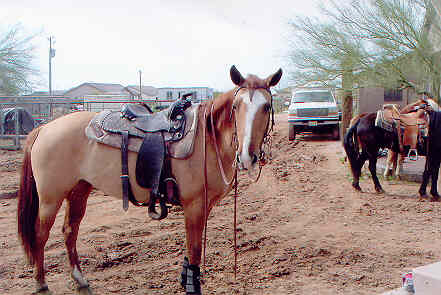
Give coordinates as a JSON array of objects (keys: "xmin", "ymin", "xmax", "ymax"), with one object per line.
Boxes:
[
  {"xmin": 34, "ymin": 199, "xmax": 64, "ymax": 293},
  {"xmin": 352, "ymin": 152, "xmax": 368, "ymax": 191},
  {"xmin": 62, "ymin": 180, "xmax": 93, "ymax": 292}
]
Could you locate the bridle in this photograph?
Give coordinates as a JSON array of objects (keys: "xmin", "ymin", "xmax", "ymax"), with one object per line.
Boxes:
[
  {"xmin": 201, "ymin": 86, "xmax": 275, "ymax": 278},
  {"xmin": 232, "ymin": 86, "xmax": 274, "ymax": 172}
]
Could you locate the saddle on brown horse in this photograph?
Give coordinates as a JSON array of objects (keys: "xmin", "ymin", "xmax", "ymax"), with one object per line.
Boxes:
[
  {"xmin": 85, "ymin": 99, "xmax": 200, "ymax": 220},
  {"xmin": 375, "ymin": 104, "xmax": 429, "ymax": 159}
]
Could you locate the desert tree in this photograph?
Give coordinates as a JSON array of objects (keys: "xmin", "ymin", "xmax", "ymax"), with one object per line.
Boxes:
[
  {"xmin": 287, "ymin": 0, "xmax": 441, "ymax": 132},
  {"xmin": 0, "ymin": 23, "xmax": 39, "ymax": 95}
]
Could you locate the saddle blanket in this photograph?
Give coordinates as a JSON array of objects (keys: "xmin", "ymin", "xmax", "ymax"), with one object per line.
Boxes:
[
  {"xmin": 375, "ymin": 109, "xmax": 395, "ymax": 132},
  {"xmin": 85, "ymin": 104, "xmax": 200, "ymax": 159}
]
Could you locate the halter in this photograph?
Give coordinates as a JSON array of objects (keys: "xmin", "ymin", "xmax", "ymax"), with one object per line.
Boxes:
[{"xmin": 232, "ymin": 86, "xmax": 275, "ymax": 172}]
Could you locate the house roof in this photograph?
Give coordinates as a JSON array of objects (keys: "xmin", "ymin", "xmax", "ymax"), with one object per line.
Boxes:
[
  {"xmin": 64, "ymin": 82, "xmax": 128, "ymax": 95},
  {"xmin": 27, "ymin": 90, "xmax": 65, "ymax": 96},
  {"xmin": 125, "ymin": 85, "xmax": 158, "ymax": 97}
]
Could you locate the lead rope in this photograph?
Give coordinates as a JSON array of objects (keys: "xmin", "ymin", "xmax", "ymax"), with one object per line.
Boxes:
[
  {"xmin": 233, "ymin": 171, "xmax": 238, "ymax": 279},
  {"xmin": 210, "ymin": 101, "xmax": 237, "ymax": 186},
  {"xmin": 202, "ymin": 105, "xmax": 209, "ymax": 271},
  {"xmin": 204, "ymin": 100, "xmax": 239, "ymax": 279},
  {"xmin": 202, "ymin": 90, "xmax": 272, "ymax": 280}
]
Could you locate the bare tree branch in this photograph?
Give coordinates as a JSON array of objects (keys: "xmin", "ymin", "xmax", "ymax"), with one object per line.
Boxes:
[{"xmin": 0, "ymin": 23, "xmax": 40, "ymax": 95}]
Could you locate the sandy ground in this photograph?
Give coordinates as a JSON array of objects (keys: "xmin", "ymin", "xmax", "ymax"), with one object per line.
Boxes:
[{"xmin": 1, "ymin": 113, "xmax": 441, "ymax": 295}]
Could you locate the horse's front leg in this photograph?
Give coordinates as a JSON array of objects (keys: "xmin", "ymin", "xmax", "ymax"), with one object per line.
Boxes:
[
  {"xmin": 429, "ymin": 155, "xmax": 441, "ymax": 201},
  {"xmin": 395, "ymin": 153, "xmax": 404, "ymax": 179},
  {"xmin": 181, "ymin": 200, "xmax": 206, "ymax": 295},
  {"xmin": 384, "ymin": 150, "xmax": 395, "ymax": 178},
  {"xmin": 419, "ymin": 158, "xmax": 432, "ymax": 201}
]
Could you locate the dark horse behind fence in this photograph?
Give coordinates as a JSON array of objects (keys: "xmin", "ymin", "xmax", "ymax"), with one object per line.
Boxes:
[
  {"xmin": 344, "ymin": 104, "xmax": 430, "ymax": 193},
  {"xmin": 419, "ymin": 110, "xmax": 441, "ymax": 201},
  {"xmin": 16, "ymin": 65, "xmax": 282, "ymax": 295}
]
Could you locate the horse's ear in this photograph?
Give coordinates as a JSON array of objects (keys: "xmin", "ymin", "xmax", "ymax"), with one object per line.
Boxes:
[
  {"xmin": 267, "ymin": 68, "xmax": 283, "ymax": 87},
  {"xmin": 230, "ymin": 65, "xmax": 245, "ymax": 86}
]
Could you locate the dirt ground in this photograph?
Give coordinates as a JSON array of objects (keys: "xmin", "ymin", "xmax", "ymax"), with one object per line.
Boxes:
[{"xmin": 1, "ymin": 113, "xmax": 441, "ymax": 295}]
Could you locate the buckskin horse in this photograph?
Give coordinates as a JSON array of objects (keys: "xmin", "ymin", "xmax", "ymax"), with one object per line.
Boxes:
[
  {"xmin": 344, "ymin": 103, "xmax": 430, "ymax": 193},
  {"xmin": 17, "ymin": 65, "xmax": 282, "ymax": 294},
  {"xmin": 383, "ymin": 97, "xmax": 439, "ymax": 179}
]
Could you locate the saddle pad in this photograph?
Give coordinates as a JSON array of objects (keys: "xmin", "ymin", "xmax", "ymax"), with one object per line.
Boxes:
[
  {"xmin": 375, "ymin": 110, "xmax": 394, "ymax": 132},
  {"xmin": 85, "ymin": 104, "xmax": 200, "ymax": 159}
]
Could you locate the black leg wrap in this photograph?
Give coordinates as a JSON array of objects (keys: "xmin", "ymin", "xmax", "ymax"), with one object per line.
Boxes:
[
  {"xmin": 185, "ymin": 265, "xmax": 201, "ymax": 295},
  {"xmin": 180, "ymin": 256, "xmax": 189, "ymax": 288},
  {"xmin": 33, "ymin": 285, "xmax": 49, "ymax": 294}
]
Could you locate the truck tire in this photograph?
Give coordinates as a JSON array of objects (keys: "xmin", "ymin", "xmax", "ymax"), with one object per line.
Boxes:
[{"xmin": 289, "ymin": 125, "xmax": 296, "ymax": 141}]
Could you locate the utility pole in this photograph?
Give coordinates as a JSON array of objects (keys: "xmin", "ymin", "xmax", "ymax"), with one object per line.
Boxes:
[
  {"xmin": 139, "ymin": 70, "xmax": 142, "ymax": 99},
  {"xmin": 48, "ymin": 36, "xmax": 55, "ymax": 96}
]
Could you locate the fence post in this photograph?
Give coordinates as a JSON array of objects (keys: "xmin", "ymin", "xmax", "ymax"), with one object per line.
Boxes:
[
  {"xmin": 0, "ymin": 110, "xmax": 3, "ymax": 135},
  {"xmin": 14, "ymin": 108, "xmax": 21, "ymax": 149}
]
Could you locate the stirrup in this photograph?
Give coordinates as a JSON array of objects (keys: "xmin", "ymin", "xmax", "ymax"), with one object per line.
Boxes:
[
  {"xmin": 407, "ymin": 148, "xmax": 418, "ymax": 161},
  {"xmin": 148, "ymin": 192, "xmax": 168, "ymax": 220}
]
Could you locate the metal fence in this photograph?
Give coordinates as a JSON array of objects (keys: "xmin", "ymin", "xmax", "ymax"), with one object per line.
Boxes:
[{"xmin": 0, "ymin": 96, "xmax": 182, "ymax": 150}]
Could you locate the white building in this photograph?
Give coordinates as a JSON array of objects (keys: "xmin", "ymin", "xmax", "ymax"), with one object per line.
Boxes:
[{"xmin": 157, "ymin": 87, "xmax": 213, "ymax": 104}]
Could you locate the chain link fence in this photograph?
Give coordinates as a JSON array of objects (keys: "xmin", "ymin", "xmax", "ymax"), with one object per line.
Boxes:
[{"xmin": 0, "ymin": 96, "xmax": 177, "ymax": 150}]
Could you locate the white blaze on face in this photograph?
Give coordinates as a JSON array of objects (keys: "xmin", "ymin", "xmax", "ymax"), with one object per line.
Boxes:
[{"xmin": 239, "ymin": 90, "xmax": 267, "ymax": 170}]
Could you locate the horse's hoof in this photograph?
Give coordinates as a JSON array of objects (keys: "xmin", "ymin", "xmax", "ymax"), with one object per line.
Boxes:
[
  {"xmin": 77, "ymin": 286, "xmax": 94, "ymax": 295},
  {"xmin": 430, "ymin": 195, "xmax": 440, "ymax": 202},
  {"xmin": 418, "ymin": 194, "xmax": 429, "ymax": 201},
  {"xmin": 352, "ymin": 183, "xmax": 362, "ymax": 191},
  {"xmin": 375, "ymin": 188, "xmax": 385, "ymax": 194},
  {"xmin": 32, "ymin": 288, "xmax": 52, "ymax": 295}
]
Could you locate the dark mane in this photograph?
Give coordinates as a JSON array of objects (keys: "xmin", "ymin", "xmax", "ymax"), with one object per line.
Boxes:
[{"xmin": 202, "ymin": 89, "xmax": 235, "ymax": 133}]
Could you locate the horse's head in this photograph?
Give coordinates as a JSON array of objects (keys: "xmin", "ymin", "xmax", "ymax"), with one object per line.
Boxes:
[{"xmin": 229, "ymin": 65, "xmax": 282, "ymax": 171}]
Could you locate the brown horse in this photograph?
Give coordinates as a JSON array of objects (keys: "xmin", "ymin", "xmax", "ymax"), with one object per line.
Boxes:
[
  {"xmin": 17, "ymin": 65, "xmax": 282, "ymax": 294},
  {"xmin": 383, "ymin": 98, "xmax": 439, "ymax": 178}
]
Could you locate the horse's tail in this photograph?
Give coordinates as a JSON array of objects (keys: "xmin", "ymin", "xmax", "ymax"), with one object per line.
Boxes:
[
  {"xmin": 343, "ymin": 119, "xmax": 360, "ymax": 176},
  {"xmin": 17, "ymin": 126, "xmax": 41, "ymax": 265}
]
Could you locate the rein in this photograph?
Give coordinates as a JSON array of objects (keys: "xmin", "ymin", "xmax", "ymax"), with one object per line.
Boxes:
[{"xmin": 201, "ymin": 87, "xmax": 274, "ymax": 278}]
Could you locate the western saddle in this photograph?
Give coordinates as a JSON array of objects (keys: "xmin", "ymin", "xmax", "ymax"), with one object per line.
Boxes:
[
  {"xmin": 376, "ymin": 104, "xmax": 429, "ymax": 159},
  {"xmin": 85, "ymin": 98, "xmax": 195, "ymax": 220}
]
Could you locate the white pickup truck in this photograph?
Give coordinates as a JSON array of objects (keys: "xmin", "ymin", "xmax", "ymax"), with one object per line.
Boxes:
[{"xmin": 288, "ymin": 88, "xmax": 341, "ymax": 140}]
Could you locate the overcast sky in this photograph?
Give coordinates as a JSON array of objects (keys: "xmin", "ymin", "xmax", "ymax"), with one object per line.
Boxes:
[{"xmin": 2, "ymin": 0, "xmax": 319, "ymax": 92}]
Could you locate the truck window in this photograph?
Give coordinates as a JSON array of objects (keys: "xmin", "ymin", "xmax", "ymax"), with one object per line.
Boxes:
[{"xmin": 292, "ymin": 92, "xmax": 333, "ymax": 103}]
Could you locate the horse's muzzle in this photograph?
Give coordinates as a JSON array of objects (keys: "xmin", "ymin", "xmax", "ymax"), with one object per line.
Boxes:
[{"xmin": 236, "ymin": 152, "xmax": 258, "ymax": 171}]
